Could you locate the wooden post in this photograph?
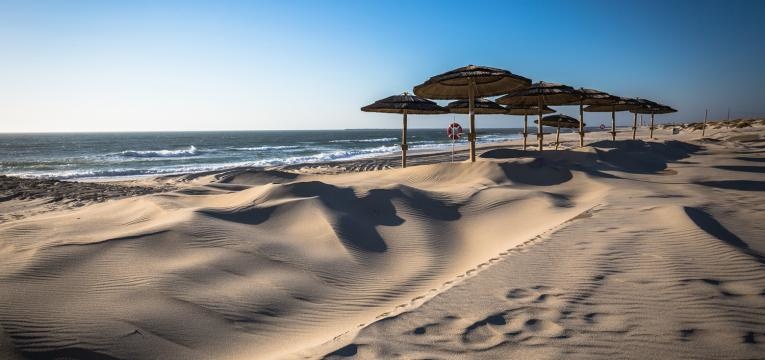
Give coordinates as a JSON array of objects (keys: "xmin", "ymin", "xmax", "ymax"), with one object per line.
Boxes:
[
  {"xmin": 650, "ymin": 113, "xmax": 655, "ymax": 138},
  {"xmin": 611, "ymin": 107, "xmax": 616, "ymax": 141},
  {"xmin": 632, "ymin": 112, "xmax": 638, "ymax": 140},
  {"xmin": 555, "ymin": 120, "xmax": 561, "ymax": 150},
  {"xmin": 537, "ymin": 96, "xmax": 544, "ymax": 151},
  {"xmin": 523, "ymin": 114, "xmax": 528, "ymax": 151},
  {"xmin": 579, "ymin": 100, "xmax": 585, "ymax": 147},
  {"xmin": 401, "ymin": 110, "xmax": 408, "ymax": 168},
  {"xmin": 468, "ymin": 80, "xmax": 476, "ymax": 162},
  {"xmin": 702, "ymin": 108, "xmax": 708, "ymax": 137}
]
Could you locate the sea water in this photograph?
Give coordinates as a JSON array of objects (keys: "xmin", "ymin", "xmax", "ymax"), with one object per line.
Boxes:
[{"xmin": 0, "ymin": 128, "xmax": 548, "ymax": 180}]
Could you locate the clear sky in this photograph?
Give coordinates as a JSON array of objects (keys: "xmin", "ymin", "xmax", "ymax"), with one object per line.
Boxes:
[{"xmin": 1, "ymin": 0, "xmax": 763, "ymax": 132}]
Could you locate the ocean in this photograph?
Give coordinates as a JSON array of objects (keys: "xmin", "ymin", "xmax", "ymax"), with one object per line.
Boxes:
[{"xmin": 0, "ymin": 128, "xmax": 569, "ymax": 180}]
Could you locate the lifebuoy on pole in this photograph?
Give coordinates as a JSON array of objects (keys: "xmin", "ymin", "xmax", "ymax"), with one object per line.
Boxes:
[
  {"xmin": 447, "ymin": 123, "xmax": 463, "ymax": 140},
  {"xmin": 447, "ymin": 122, "xmax": 463, "ymax": 163}
]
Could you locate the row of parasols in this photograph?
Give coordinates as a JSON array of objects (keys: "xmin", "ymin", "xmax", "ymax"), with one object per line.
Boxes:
[{"xmin": 361, "ymin": 65, "xmax": 677, "ymax": 167}]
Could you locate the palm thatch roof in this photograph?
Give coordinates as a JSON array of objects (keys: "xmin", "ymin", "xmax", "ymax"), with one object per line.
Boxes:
[
  {"xmin": 632, "ymin": 105, "xmax": 677, "ymax": 114},
  {"xmin": 446, "ymin": 98, "xmax": 507, "ymax": 114},
  {"xmin": 505, "ymin": 105, "xmax": 556, "ymax": 116},
  {"xmin": 413, "ymin": 65, "xmax": 531, "ymax": 100},
  {"xmin": 629, "ymin": 99, "xmax": 677, "ymax": 114},
  {"xmin": 583, "ymin": 97, "xmax": 642, "ymax": 112},
  {"xmin": 496, "ymin": 81, "xmax": 580, "ymax": 106},
  {"xmin": 535, "ymin": 114, "xmax": 583, "ymax": 128},
  {"xmin": 361, "ymin": 93, "xmax": 447, "ymax": 114},
  {"xmin": 574, "ymin": 88, "xmax": 614, "ymax": 105}
]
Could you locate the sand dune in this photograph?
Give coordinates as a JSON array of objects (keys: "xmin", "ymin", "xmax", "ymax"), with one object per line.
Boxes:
[{"xmin": 1, "ymin": 125, "xmax": 764, "ymax": 359}]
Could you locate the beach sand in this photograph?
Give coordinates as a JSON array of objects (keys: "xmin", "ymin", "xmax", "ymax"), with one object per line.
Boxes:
[{"xmin": 0, "ymin": 123, "xmax": 763, "ymax": 359}]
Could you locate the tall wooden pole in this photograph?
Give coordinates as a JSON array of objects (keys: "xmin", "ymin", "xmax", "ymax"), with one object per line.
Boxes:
[
  {"xmin": 468, "ymin": 80, "xmax": 476, "ymax": 162},
  {"xmin": 632, "ymin": 112, "xmax": 638, "ymax": 140},
  {"xmin": 579, "ymin": 100, "xmax": 585, "ymax": 147},
  {"xmin": 702, "ymin": 108, "xmax": 708, "ymax": 137},
  {"xmin": 611, "ymin": 107, "xmax": 616, "ymax": 141},
  {"xmin": 555, "ymin": 120, "xmax": 561, "ymax": 150},
  {"xmin": 537, "ymin": 96, "xmax": 544, "ymax": 151},
  {"xmin": 523, "ymin": 114, "xmax": 528, "ymax": 150},
  {"xmin": 650, "ymin": 113, "xmax": 655, "ymax": 138},
  {"xmin": 401, "ymin": 110, "xmax": 408, "ymax": 168}
]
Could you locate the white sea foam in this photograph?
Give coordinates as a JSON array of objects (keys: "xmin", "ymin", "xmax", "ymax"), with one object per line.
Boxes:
[
  {"xmin": 119, "ymin": 145, "xmax": 199, "ymax": 158},
  {"xmin": 329, "ymin": 137, "xmax": 398, "ymax": 143}
]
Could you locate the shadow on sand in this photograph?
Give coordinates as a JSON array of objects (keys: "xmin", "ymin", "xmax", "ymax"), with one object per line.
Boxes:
[
  {"xmin": 481, "ymin": 139, "xmax": 703, "ymax": 180},
  {"xmin": 694, "ymin": 180, "xmax": 765, "ymax": 192},
  {"xmin": 684, "ymin": 207, "xmax": 764, "ymax": 264}
]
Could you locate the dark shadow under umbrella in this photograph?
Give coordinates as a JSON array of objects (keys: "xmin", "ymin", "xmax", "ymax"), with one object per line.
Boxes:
[
  {"xmin": 414, "ymin": 65, "xmax": 531, "ymax": 162},
  {"xmin": 534, "ymin": 114, "xmax": 583, "ymax": 150},
  {"xmin": 505, "ymin": 105, "xmax": 555, "ymax": 150},
  {"xmin": 583, "ymin": 97, "xmax": 642, "ymax": 141},
  {"xmin": 496, "ymin": 82, "xmax": 580, "ymax": 151},
  {"xmin": 361, "ymin": 92, "xmax": 447, "ymax": 168}
]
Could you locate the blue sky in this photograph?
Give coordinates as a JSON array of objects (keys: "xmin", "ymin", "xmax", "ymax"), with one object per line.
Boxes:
[{"xmin": 1, "ymin": 0, "xmax": 763, "ymax": 132}]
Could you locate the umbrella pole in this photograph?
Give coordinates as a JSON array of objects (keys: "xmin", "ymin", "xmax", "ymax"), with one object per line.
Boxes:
[
  {"xmin": 611, "ymin": 108, "xmax": 616, "ymax": 141},
  {"xmin": 523, "ymin": 114, "xmax": 528, "ymax": 150},
  {"xmin": 650, "ymin": 113, "xmax": 655, "ymax": 138},
  {"xmin": 401, "ymin": 110, "xmax": 408, "ymax": 168},
  {"xmin": 555, "ymin": 120, "xmax": 561, "ymax": 150},
  {"xmin": 632, "ymin": 112, "xmax": 638, "ymax": 140},
  {"xmin": 579, "ymin": 100, "xmax": 585, "ymax": 147},
  {"xmin": 537, "ymin": 97, "xmax": 544, "ymax": 151},
  {"xmin": 468, "ymin": 81, "xmax": 476, "ymax": 162}
]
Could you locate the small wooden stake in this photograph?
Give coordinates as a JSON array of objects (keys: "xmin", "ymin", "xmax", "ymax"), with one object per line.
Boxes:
[
  {"xmin": 702, "ymin": 109, "xmax": 708, "ymax": 137},
  {"xmin": 537, "ymin": 96, "xmax": 544, "ymax": 151},
  {"xmin": 650, "ymin": 113, "xmax": 655, "ymax": 138},
  {"xmin": 468, "ymin": 80, "xmax": 476, "ymax": 162},
  {"xmin": 523, "ymin": 114, "xmax": 528, "ymax": 151},
  {"xmin": 555, "ymin": 120, "xmax": 561, "ymax": 150},
  {"xmin": 401, "ymin": 110, "xmax": 408, "ymax": 168},
  {"xmin": 611, "ymin": 107, "xmax": 616, "ymax": 141},
  {"xmin": 579, "ymin": 100, "xmax": 585, "ymax": 147},
  {"xmin": 632, "ymin": 112, "xmax": 638, "ymax": 140}
]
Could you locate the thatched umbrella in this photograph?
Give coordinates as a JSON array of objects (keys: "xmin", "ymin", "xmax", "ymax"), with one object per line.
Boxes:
[
  {"xmin": 568, "ymin": 88, "xmax": 612, "ymax": 146},
  {"xmin": 361, "ymin": 92, "xmax": 447, "ymax": 168},
  {"xmin": 583, "ymin": 97, "xmax": 642, "ymax": 141},
  {"xmin": 534, "ymin": 114, "xmax": 582, "ymax": 150},
  {"xmin": 629, "ymin": 103, "xmax": 677, "ymax": 138},
  {"xmin": 629, "ymin": 98, "xmax": 662, "ymax": 139},
  {"xmin": 413, "ymin": 65, "xmax": 531, "ymax": 162},
  {"xmin": 446, "ymin": 98, "xmax": 507, "ymax": 114},
  {"xmin": 496, "ymin": 82, "xmax": 580, "ymax": 151},
  {"xmin": 505, "ymin": 105, "xmax": 555, "ymax": 150}
]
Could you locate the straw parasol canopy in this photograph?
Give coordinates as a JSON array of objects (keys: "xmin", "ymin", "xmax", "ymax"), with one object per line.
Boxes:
[
  {"xmin": 625, "ymin": 98, "xmax": 662, "ymax": 139},
  {"xmin": 535, "ymin": 114, "xmax": 583, "ymax": 150},
  {"xmin": 536, "ymin": 114, "xmax": 582, "ymax": 128},
  {"xmin": 583, "ymin": 96, "xmax": 642, "ymax": 141},
  {"xmin": 505, "ymin": 105, "xmax": 555, "ymax": 116},
  {"xmin": 413, "ymin": 65, "xmax": 531, "ymax": 162},
  {"xmin": 568, "ymin": 88, "xmax": 612, "ymax": 147},
  {"xmin": 495, "ymin": 82, "xmax": 580, "ymax": 151},
  {"xmin": 447, "ymin": 98, "xmax": 507, "ymax": 114},
  {"xmin": 629, "ymin": 102, "xmax": 677, "ymax": 138},
  {"xmin": 413, "ymin": 65, "xmax": 531, "ymax": 99},
  {"xmin": 504, "ymin": 105, "xmax": 555, "ymax": 150},
  {"xmin": 361, "ymin": 92, "xmax": 447, "ymax": 168}
]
